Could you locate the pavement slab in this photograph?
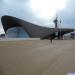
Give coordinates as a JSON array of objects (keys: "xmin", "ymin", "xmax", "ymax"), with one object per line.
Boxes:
[{"xmin": 0, "ymin": 40, "xmax": 75, "ymax": 75}]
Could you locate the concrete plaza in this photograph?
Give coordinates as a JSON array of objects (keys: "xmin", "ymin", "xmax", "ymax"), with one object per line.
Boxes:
[{"xmin": 0, "ymin": 40, "xmax": 75, "ymax": 75}]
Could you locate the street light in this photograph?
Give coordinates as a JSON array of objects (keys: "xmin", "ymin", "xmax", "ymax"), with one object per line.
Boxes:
[{"xmin": 60, "ymin": 19, "xmax": 61, "ymax": 39}]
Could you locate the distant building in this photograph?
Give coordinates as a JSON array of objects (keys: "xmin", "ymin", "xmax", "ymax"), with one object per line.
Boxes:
[
  {"xmin": 1, "ymin": 15, "xmax": 74, "ymax": 39},
  {"xmin": 70, "ymin": 33, "xmax": 75, "ymax": 39},
  {"xmin": 0, "ymin": 34, "xmax": 5, "ymax": 38}
]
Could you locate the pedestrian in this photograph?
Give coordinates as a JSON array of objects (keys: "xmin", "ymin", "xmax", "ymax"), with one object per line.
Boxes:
[
  {"xmin": 49, "ymin": 37, "xmax": 52, "ymax": 44},
  {"xmin": 51, "ymin": 38, "xmax": 52, "ymax": 44}
]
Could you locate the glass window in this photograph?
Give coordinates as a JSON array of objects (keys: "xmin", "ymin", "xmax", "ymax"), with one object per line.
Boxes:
[{"xmin": 6, "ymin": 27, "xmax": 29, "ymax": 38}]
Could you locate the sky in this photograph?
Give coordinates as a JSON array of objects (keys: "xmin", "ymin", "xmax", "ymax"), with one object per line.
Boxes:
[{"xmin": 0, "ymin": 0, "xmax": 75, "ymax": 34}]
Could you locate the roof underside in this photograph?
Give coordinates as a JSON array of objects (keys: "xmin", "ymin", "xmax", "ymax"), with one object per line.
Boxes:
[{"xmin": 1, "ymin": 15, "xmax": 74, "ymax": 39}]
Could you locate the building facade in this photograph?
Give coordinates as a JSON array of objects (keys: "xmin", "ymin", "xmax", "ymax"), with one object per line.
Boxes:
[{"xmin": 1, "ymin": 15, "xmax": 74, "ymax": 39}]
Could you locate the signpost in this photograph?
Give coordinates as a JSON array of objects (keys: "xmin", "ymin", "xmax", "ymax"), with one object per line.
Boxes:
[{"xmin": 55, "ymin": 32, "xmax": 58, "ymax": 37}]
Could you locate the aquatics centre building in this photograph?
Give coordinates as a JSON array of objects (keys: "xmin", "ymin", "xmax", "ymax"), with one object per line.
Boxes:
[{"xmin": 1, "ymin": 15, "xmax": 74, "ymax": 39}]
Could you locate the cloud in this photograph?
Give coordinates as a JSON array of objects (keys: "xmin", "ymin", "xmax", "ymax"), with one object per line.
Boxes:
[
  {"xmin": 0, "ymin": 0, "xmax": 36, "ymax": 33},
  {"xmin": 58, "ymin": 0, "xmax": 75, "ymax": 28},
  {"xmin": 0, "ymin": 0, "xmax": 75, "ymax": 34}
]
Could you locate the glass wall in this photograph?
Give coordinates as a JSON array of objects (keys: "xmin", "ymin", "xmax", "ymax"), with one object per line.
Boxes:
[{"xmin": 6, "ymin": 27, "xmax": 29, "ymax": 38}]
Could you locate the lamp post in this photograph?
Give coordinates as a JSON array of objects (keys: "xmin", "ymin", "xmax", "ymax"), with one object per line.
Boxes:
[
  {"xmin": 60, "ymin": 19, "xmax": 61, "ymax": 39},
  {"xmin": 53, "ymin": 15, "xmax": 58, "ymax": 39}
]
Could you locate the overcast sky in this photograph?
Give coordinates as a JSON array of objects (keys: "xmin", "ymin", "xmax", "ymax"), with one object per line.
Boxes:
[{"xmin": 0, "ymin": 0, "xmax": 75, "ymax": 34}]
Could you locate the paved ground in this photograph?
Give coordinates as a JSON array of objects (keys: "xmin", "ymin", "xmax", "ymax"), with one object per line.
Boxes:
[{"xmin": 0, "ymin": 40, "xmax": 75, "ymax": 75}]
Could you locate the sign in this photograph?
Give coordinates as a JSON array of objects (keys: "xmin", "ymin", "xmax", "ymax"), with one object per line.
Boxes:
[{"xmin": 55, "ymin": 32, "xmax": 58, "ymax": 37}]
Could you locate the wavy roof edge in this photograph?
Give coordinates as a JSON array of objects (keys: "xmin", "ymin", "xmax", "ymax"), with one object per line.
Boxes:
[{"xmin": 1, "ymin": 15, "xmax": 74, "ymax": 39}]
